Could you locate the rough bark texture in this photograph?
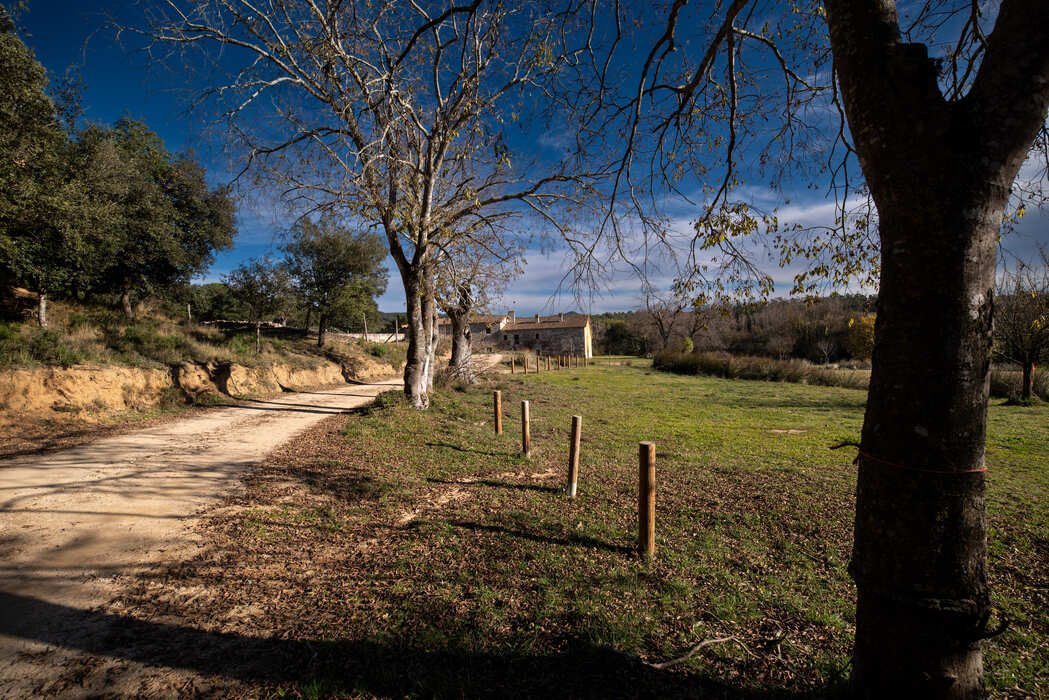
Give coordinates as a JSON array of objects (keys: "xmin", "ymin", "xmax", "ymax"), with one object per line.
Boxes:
[
  {"xmin": 317, "ymin": 314, "xmax": 326, "ymax": 348},
  {"xmin": 402, "ymin": 270, "xmax": 438, "ymax": 409},
  {"xmin": 1021, "ymin": 363, "xmax": 1034, "ymax": 401},
  {"xmin": 445, "ymin": 284, "xmax": 476, "ymax": 383},
  {"xmin": 447, "ymin": 310, "xmax": 475, "ymax": 383},
  {"xmin": 37, "ymin": 293, "xmax": 47, "ymax": 330},
  {"xmin": 824, "ymin": 1, "xmax": 1049, "ymax": 696}
]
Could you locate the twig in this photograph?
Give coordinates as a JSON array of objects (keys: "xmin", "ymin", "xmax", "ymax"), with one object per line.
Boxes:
[{"xmin": 647, "ymin": 635, "xmax": 746, "ymax": 670}]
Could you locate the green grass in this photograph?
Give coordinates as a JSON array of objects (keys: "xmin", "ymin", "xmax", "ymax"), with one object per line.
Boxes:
[{"xmin": 118, "ymin": 363, "xmax": 1047, "ymax": 698}]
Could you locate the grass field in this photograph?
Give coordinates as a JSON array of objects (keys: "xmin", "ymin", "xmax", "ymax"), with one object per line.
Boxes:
[{"xmin": 110, "ymin": 362, "xmax": 1047, "ymax": 698}]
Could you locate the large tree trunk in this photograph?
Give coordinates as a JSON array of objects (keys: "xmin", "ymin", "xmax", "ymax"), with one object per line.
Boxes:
[
  {"xmin": 823, "ymin": 1, "xmax": 1049, "ymax": 696},
  {"xmin": 851, "ymin": 193, "xmax": 998, "ymax": 698},
  {"xmin": 402, "ymin": 269, "xmax": 438, "ymax": 409},
  {"xmin": 1021, "ymin": 361, "xmax": 1034, "ymax": 401},
  {"xmin": 38, "ymin": 293, "xmax": 48, "ymax": 330},
  {"xmin": 317, "ymin": 314, "xmax": 326, "ymax": 348}
]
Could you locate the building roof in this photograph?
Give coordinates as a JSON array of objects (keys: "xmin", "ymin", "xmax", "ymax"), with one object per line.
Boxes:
[
  {"xmin": 437, "ymin": 313, "xmax": 508, "ymax": 326},
  {"xmin": 506, "ymin": 314, "xmax": 590, "ymax": 331}
]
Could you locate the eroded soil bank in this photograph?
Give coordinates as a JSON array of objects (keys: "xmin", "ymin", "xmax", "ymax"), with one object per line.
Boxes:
[{"xmin": 0, "ymin": 354, "xmax": 393, "ymax": 422}]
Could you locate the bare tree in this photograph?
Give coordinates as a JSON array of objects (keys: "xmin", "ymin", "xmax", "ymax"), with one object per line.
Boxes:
[
  {"xmin": 127, "ymin": 0, "xmax": 602, "ymax": 408},
  {"xmin": 995, "ymin": 250, "xmax": 1049, "ymax": 400},
  {"xmin": 435, "ymin": 231, "xmax": 522, "ymax": 382},
  {"xmin": 642, "ymin": 285, "xmax": 687, "ymax": 352}
]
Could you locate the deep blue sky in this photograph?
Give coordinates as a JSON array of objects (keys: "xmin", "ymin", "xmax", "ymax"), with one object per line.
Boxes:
[{"xmin": 15, "ymin": 1, "xmax": 1049, "ymax": 314}]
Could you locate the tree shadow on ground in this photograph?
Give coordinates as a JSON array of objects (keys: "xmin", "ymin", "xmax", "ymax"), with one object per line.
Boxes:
[
  {"xmin": 446, "ymin": 519, "xmax": 635, "ymax": 556},
  {"xmin": 424, "ymin": 441, "xmax": 509, "ymax": 457},
  {"xmin": 427, "ymin": 477, "xmax": 561, "ymax": 493},
  {"xmin": 0, "ymin": 591, "xmax": 844, "ymax": 699}
]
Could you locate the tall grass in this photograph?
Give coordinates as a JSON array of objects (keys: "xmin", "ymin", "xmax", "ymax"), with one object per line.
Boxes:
[
  {"xmin": 990, "ymin": 367, "xmax": 1049, "ymax": 400},
  {"xmin": 653, "ymin": 350, "xmax": 870, "ymax": 390}
]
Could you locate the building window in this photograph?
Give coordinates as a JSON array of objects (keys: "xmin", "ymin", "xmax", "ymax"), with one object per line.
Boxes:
[
  {"xmin": 503, "ymin": 334, "xmax": 508, "ymax": 340},
  {"xmin": 535, "ymin": 333, "xmax": 540, "ymax": 339},
  {"xmin": 514, "ymin": 334, "xmax": 520, "ymax": 344}
]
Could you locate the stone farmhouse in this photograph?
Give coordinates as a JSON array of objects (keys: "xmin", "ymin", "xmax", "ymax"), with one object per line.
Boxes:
[{"xmin": 438, "ymin": 311, "xmax": 593, "ymax": 358}]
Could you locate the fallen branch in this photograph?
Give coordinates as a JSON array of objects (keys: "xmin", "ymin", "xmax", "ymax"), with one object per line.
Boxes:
[{"xmin": 647, "ymin": 635, "xmax": 747, "ymax": 670}]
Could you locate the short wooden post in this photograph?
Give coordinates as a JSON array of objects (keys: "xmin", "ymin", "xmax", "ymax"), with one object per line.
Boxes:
[
  {"xmin": 493, "ymin": 391, "xmax": 503, "ymax": 435},
  {"xmin": 524, "ymin": 356, "xmax": 529, "ymax": 374},
  {"xmin": 537, "ymin": 355, "xmax": 541, "ymax": 373},
  {"xmin": 511, "ymin": 356, "xmax": 516, "ymax": 374},
  {"xmin": 639, "ymin": 442, "xmax": 656, "ymax": 559},
  {"xmin": 521, "ymin": 400, "xmax": 531, "ymax": 457},
  {"xmin": 567, "ymin": 415, "xmax": 582, "ymax": 498},
  {"xmin": 546, "ymin": 356, "xmax": 551, "ymax": 371}
]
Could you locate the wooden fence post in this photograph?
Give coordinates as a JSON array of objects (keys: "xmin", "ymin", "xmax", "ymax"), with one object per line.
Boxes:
[
  {"xmin": 511, "ymin": 356, "xmax": 516, "ymax": 374},
  {"xmin": 567, "ymin": 415, "xmax": 582, "ymax": 498},
  {"xmin": 639, "ymin": 442, "xmax": 656, "ymax": 559},
  {"xmin": 494, "ymin": 391, "xmax": 503, "ymax": 435},
  {"xmin": 546, "ymin": 356, "xmax": 551, "ymax": 371},
  {"xmin": 521, "ymin": 400, "xmax": 531, "ymax": 457}
]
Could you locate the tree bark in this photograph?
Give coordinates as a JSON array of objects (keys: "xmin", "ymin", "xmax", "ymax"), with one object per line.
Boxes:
[
  {"xmin": 317, "ymin": 314, "xmax": 326, "ymax": 348},
  {"xmin": 304, "ymin": 307, "xmax": 312, "ymax": 333},
  {"xmin": 402, "ymin": 269, "xmax": 438, "ymax": 409},
  {"xmin": 852, "ymin": 195, "xmax": 998, "ymax": 698},
  {"xmin": 38, "ymin": 293, "xmax": 48, "ymax": 330},
  {"xmin": 447, "ymin": 310, "xmax": 475, "ymax": 383},
  {"xmin": 446, "ymin": 283, "xmax": 476, "ymax": 383},
  {"xmin": 1021, "ymin": 361, "xmax": 1034, "ymax": 401},
  {"xmin": 823, "ymin": 1, "xmax": 1049, "ymax": 696},
  {"xmin": 255, "ymin": 322, "xmax": 261, "ymax": 354},
  {"xmin": 121, "ymin": 289, "xmax": 134, "ymax": 320}
]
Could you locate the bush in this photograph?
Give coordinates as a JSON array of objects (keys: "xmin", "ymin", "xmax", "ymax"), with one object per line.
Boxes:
[
  {"xmin": 654, "ymin": 350, "xmax": 870, "ymax": 390},
  {"xmin": 27, "ymin": 330, "xmax": 83, "ymax": 366},
  {"xmin": 368, "ymin": 342, "xmax": 388, "ymax": 358}
]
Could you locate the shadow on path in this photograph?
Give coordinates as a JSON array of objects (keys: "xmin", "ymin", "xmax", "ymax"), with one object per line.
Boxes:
[{"xmin": 0, "ymin": 591, "xmax": 821, "ymax": 699}]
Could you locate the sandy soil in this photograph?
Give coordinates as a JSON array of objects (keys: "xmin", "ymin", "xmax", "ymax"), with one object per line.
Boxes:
[{"xmin": 0, "ymin": 378, "xmax": 401, "ymax": 698}]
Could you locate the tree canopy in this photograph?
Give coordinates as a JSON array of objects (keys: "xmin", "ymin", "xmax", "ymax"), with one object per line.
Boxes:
[{"xmin": 282, "ymin": 217, "xmax": 388, "ymax": 346}]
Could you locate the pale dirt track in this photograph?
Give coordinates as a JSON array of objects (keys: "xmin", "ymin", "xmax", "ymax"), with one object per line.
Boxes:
[{"xmin": 0, "ymin": 377, "xmax": 401, "ymax": 697}]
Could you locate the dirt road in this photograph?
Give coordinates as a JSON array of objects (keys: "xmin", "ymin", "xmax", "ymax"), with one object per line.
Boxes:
[{"xmin": 0, "ymin": 377, "xmax": 401, "ymax": 696}]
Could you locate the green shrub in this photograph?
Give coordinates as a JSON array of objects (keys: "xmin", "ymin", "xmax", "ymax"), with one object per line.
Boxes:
[
  {"xmin": 368, "ymin": 342, "xmax": 388, "ymax": 358},
  {"xmin": 654, "ymin": 350, "xmax": 869, "ymax": 390},
  {"xmin": 28, "ymin": 330, "xmax": 83, "ymax": 366},
  {"xmin": 680, "ymin": 337, "xmax": 694, "ymax": 353}
]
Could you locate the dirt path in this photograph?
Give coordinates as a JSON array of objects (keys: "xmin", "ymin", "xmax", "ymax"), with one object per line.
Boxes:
[{"xmin": 0, "ymin": 377, "xmax": 401, "ymax": 697}]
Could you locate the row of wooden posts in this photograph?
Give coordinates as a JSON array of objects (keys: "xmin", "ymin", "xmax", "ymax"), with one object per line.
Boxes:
[
  {"xmin": 509, "ymin": 353, "xmax": 588, "ymax": 374},
  {"xmin": 492, "ymin": 389, "xmax": 657, "ymax": 560}
]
